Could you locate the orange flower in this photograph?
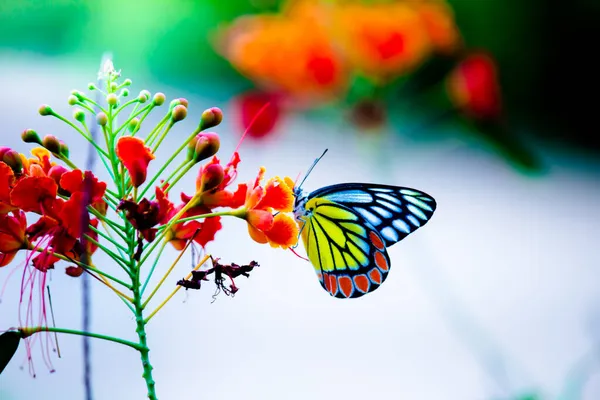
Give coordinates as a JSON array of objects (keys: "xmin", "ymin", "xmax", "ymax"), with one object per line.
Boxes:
[
  {"xmin": 410, "ymin": 0, "xmax": 462, "ymax": 54},
  {"xmin": 116, "ymin": 137, "xmax": 155, "ymax": 187},
  {"xmin": 447, "ymin": 52, "xmax": 502, "ymax": 120},
  {"xmin": 332, "ymin": 2, "xmax": 431, "ymax": 82},
  {"xmin": 237, "ymin": 173, "xmax": 298, "ymax": 249},
  {"xmin": 218, "ymin": 8, "xmax": 347, "ymax": 99}
]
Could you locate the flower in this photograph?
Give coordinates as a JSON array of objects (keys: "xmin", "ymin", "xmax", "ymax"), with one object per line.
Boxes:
[
  {"xmin": 217, "ymin": 7, "xmax": 348, "ymax": 99},
  {"xmin": 116, "ymin": 137, "xmax": 155, "ymax": 187},
  {"xmin": 0, "ymin": 162, "xmax": 17, "ymax": 214},
  {"xmin": 411, "ymin": 0, "xmax": 462, "ymax": 54},
  {"xmin": 0, "ymin": 211, "xmax": 27, "ymax": 267},
  {"xmin": 235, "ymin": 173, "xmax": 298, "ymax": 249},
  {"xmin": 332, "ymin": 2, "xmax": 431, "ymax": 82},
  {"xmin": 233, "ymin": 91, "xmax": 282, "ymax": 139},
  {"xmin": 447, "ymin": 52, "xmax": 502, "ymax": 120},
  {"xmin": 118, "ymin": 187, "xmax": 172, "ymax": 242}
]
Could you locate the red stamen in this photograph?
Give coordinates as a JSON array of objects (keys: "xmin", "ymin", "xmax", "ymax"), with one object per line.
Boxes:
[
  {"xmin": 289, "ymin": 247, "xmax": 309, "ymax": 261},
  {"xmin": 234, "ymin": 102, "xmax": 271, "ymax": 155}
]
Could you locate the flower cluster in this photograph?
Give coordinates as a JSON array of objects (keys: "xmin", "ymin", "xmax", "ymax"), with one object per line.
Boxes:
[
  {"xmin": 216, "ymin": 0, "xmax": 502, "ymax": 137},
  {"xmin": 0, "ymin": 61, "xmax": 299, "ymax": 389}
]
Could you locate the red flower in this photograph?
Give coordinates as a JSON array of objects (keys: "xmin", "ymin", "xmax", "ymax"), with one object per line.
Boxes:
[
  {"xmin": 118, "ymin": 187, "xmax": 172, "ymax": 242},
  {"xmin": 0, "ymin": 162, "xmax": 17, "ymax": 214},
  {"xmin": 233, "ymin": 91, "xmax": 282, "ymax": 139},
  {"xmin": 447, "ymin": 52, "xmax": 502, "ymax": 120},
  {"xmin": 0, "ymin": 210, "xmax": 27, "ymax": 267},
  {"xmin": 10, "ymin": 176, "xmax": 58, "ymax": 214},
  {"xmin": 60, "ymin": 169, "xmax": 107, "ymax": 203},
  {"xmin": 116, "ymin": 137, "xmax": 155, "ymax": 187}
]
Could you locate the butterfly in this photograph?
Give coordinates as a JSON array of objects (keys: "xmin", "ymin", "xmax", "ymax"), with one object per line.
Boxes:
[{"xmin": 293, "ymin": 152, "xmax": 436, "ymax": 299}]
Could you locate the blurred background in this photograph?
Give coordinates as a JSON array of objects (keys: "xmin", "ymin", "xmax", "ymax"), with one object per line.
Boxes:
[{"xmin": 1, "ymin": 0, "xmax": 599, "ymax": 399}]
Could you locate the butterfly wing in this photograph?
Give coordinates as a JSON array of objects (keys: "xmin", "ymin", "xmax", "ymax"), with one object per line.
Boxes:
[
  {"xmin": 300, "ymin": 197, "xmax": 391, "ymax": 298},
  {"xmin": 307, "ymin": 183, "xmax": 436, "ymax": 247}
]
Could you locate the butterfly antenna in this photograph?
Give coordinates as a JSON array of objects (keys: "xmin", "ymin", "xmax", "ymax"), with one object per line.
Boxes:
[{"xmin": 297, "ymin": 149, "xmax": 328, "ymax": 190}]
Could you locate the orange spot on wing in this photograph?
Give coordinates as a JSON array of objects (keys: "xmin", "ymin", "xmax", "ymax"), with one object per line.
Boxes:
[
  {"xmin": 368, "ymin": 268, "xmax": 383, "ymax": 285},
  {"xmin": 369, "ymin": 231, "xmax": 385, "ymax": 251},
  {"xmin": 374, "ymin": 251, "xmax": 389, "ymax": 272},
  {"xmin": 353, "ymin": 274, "xmax": 370, "ymax": 293},
  {"xmin": 323, "ymin": 273, "xmax": 331, "ymax": 291},
  {"xmin": 329, "ymin": 274, "xmax": 338, "ymax": 296},
  {"xmin": 338, "ymin": 276, "xmax": 353, "ymax": 298}
]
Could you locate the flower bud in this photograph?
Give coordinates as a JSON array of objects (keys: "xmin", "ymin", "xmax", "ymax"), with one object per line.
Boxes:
[
  {"xmin": 123, "ymin": 78, "xmax": 132, "ymax": 87},
  {"xmin": 189, "ymin": 132, "xmax": 220, "ymax": 163},
  {"xmin": 200, "ymin": 107, "xmax": 223, "ymax": 130},
  {"xmin": 121, "ymin": 89, "xmax": 130, "ymax": 97},
  {"xmin": 138, "ymin": 90, "xmax": 150, "ymax": 103},
  {"xmin": 2, "ymin": 150, "xmax": 23, "ymax": 174},
  {"xmin": 96, "ymin": 112, "xmax": 108, "ymax": 126},
  {"xmin": 48, "ymin": 165, "xmax": 69, "ymax": 185},
  {"xmin": 128, "ymin": 117, "xmax": 140, "ymax": 132},
  {"xmin": 109, "ymin": 82, "xmax": 118, "ymax": 92},
  {"xmin": 107, "ymin": 93, "xmax": 118, "ymax": 107},
  {"xmin": 59, "ymin": 140, "xmax": 69, "ymax": 158},
  {"xmin": 38, "ymin": 104, "xmax": 53, "ymax": 116},
  {"xmin": 68, "ymin": 95, "xmax": 78, "ymax": 105},
  {"xmin": 0, "ymin": 147, "xmax": 10, "ymax": 159},
  {"xmin": 21, "ymin": 129, "xmax": 42, "ymax": 144},
  {"xmin": 73, "ymin": 108, "xmax": 86, "ymax": 122},
  {"xmin": 199, "ymin": 163, "xmax": 224, "ymax": 192},
  {"xmin": 153, "ymin": 93, "xmax": 165, "ymax": 106},
  {"xmin": 42, "ymin": 135, "xmax": 61, "ymax": 154},
  {"xmin": 88, "ymin": 83, "xmax": 97, "ymax": 90},
  {"xmin": 171, "ymin": 105, "xmax": 187, "ymax": 122},
  {"xmin": 169, "ymin": 98, "xmax": 188, "ymax": 109}
]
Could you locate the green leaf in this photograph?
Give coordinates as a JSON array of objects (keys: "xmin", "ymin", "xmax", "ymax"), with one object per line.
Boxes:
[{"xmin": 0, "ymin": 331, "xmax": 21, "ymax": 375}]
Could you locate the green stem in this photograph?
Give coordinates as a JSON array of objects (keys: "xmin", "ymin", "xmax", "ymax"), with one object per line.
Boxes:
[
  {"xmin": 127, "ymin": 220, "xmax": 158, "ymax": 399},
  {"xmin": 140, "ymin": 240, "xmax": 168, "ymax": 295},
  {"xmin": 20, "ymin": 326, "xmax": 143, "ymax": 351},
  {"xmin": 156, "ymin": 209, "xmax": 237, "ymax": 230}
]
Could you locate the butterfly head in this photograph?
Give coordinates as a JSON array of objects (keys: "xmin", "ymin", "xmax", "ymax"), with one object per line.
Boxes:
[{"xmin": 292, "ymin": 149, "xmax": 327, "ymax": 221}]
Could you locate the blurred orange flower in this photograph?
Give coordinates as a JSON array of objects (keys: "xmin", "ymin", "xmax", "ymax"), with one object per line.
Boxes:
[{"xmin": 217, "ymin": 5, "xmax": 347, "ymax": 99}]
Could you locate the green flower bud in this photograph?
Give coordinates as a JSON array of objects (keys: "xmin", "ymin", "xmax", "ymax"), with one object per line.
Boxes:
[
  {"xmin": 153, "ymin": 93, "xmax": 166, "ymax": 106},
  {"xmin": 88, "ymin": 83, "xmax": 97, "ymax": 90},
  {"xmin": 171, "ymin": 105, "xmax": 187, "ymax": 122},
  {"xmin": 128, "ymin": 117, "xmax": 140, "ymax": 132},
  {"xmin": 169, "ymin": 98, "xmax": 188, "ymax": 110},
  {"xmin": 109, "ymin": 82, "xmax": 118, "ymax": 92},
  {"xmin": 96, "ymin": 112, "xmax": 108, "ymax": 126},
  {"xmin": 107, "ymin": 93, "xmax": 118, "ymax": 107},
  {"xmin": 73, "ymin": 108, "xmax": 86, "ymax": 122},
  {"xmin": 38, "ymin": 104, "xmax": 53, "ymax": 116},
  {"xmin": 68, "ymin": 95, "xmax": 78, "ymax": 105},
  {"xmin": 42, "ymin": 135, "xmax": 61, "ymax": 154},
  {"xmin": 21, "ymin": 129, "xmax": 42, "ymax": 144},
  {"xmin": 123, "ymin": 78, "xmax": 132, "ymax": 86},
  {"xmin": 138, "ymin": 90, "xmax": 151, "ymax": 103},
  {"xmin": 200, "ymin": 107, "xmax": 224, "ymax": 130},
  {"xmin": 59, "ymin": 140, "xmax": 69, "ymax": 158},
  {"xmin": 121, "ymin": 89, "xmax": 129, "ymax": 97}
]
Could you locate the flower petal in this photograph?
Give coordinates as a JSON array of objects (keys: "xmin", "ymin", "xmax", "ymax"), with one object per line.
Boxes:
[
  {"xmin": 11, "ymin": 176, "xmax": 58, "ymax": 213},
  {"xmin": 264, "ymin": 213, "xmax": 299, "ymax": 249},
  {"xmin": 246, "ymin": 209, "xmax": 273, "ymax": 231},
  {"xmin": 254, "ymin": 177, "xmax": 295, "ymax": 212},
  {"xmin": 116, "ymin": 137, "xmax": 155, "ymax": 187}
]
